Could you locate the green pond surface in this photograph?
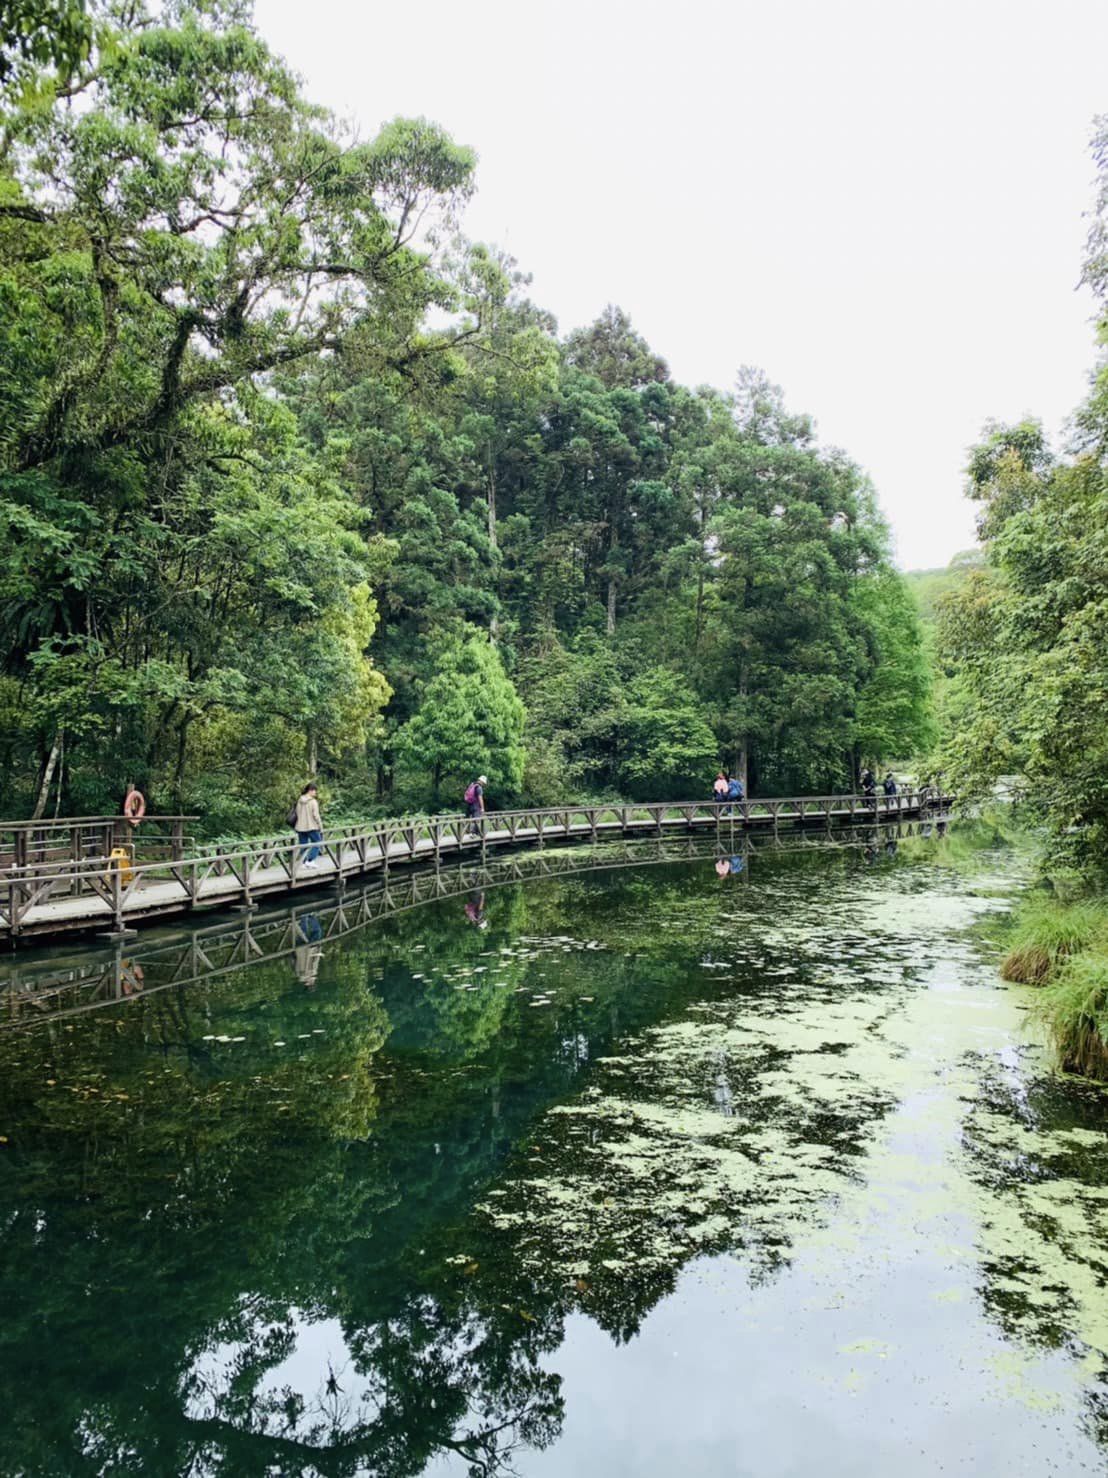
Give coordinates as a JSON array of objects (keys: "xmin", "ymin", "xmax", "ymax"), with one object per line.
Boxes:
[{"xmin": 1, "ymin": 824, "xmax": 1107, "ymax": 1476}]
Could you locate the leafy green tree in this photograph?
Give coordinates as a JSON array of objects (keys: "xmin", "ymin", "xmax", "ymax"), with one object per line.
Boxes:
[
  {"xmin": 563, "ymin": 303, "xmax": 670, "ymax": 389},
  {"xmin": 518, "ymin": 635, "xmax": 627, "ymax": 794},
  {"xmin": 0, "ymin": 0, "xmax": 475, "ymax": 825},
  {"xmin": 699, "ymin": 431, "xmax": 885, "ymax": 794},
  {"xmin": 852, "ymin": 570, "xmax": 936, "ymax": 767},
  {"xmin": 0, "ymin": 0, "xmax": 91, "ymax": 84},
  {"xmin": 619, "ymin": 668, "xmax": 719, "ymax": 800},
  {"xmin": 395, "ymin": 633, "xmax": 525, "ymax": 805}
]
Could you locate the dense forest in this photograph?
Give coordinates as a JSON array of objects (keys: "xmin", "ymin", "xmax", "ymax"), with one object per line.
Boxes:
[{"xmin": 0, "ymin": 0, "xmax": 934, "ymax": 833}]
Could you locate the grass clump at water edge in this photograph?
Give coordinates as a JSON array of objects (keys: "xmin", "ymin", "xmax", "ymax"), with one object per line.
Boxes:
[
  {"xmin": 999, "ymin": 899, "xmax": 1107, "ymax": 985},
  {"xmin": 1035, "ymin": 954, "xmax": 1108, "ymax": 1080},
  {"xmin": 998, "ymin": 892, "xmax": 1108, "ymax": 1081}
]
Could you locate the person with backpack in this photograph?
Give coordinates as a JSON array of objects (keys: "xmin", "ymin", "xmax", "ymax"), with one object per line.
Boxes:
[
  {"xmin": 859, "ymin": 767, "xmax": 878, "ymax": 814},
  {"xmin": 291, "ymin": 783, "xmax": 323, "ymax": 867},
  {"xmin": 727, "ymin": 774, "xmax": 744, "ymax": 808},
  {"xmin": 883, "ymin": 772, "xmax": 898, "ymax": 812},
  {"xmin": 464, "ymin": 775, "xmax": 488, "ymax": 837}
]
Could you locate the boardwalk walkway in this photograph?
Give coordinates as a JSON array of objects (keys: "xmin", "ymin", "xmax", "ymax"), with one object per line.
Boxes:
[
  {"xmin": 0, "ymin": 793, "xmax": 951, "ymax": 942},
  {"xmin": 0, "ymin": 823, "xmax": 945, "ymax": 1028}
]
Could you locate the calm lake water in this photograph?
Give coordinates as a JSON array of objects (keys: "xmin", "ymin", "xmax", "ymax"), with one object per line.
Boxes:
[{"xmin": 1, "ymin": 824, "xmax": 1107, "ymax": 1477}]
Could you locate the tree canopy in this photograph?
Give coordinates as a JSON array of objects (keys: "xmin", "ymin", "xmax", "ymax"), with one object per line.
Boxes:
[{"xmin": 0, "ymin": 0, "xmax": 933, "ymax": 831}]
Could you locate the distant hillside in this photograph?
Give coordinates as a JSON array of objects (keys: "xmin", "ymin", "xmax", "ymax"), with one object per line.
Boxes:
[{"xmin": 903, "ymin": 550, "xmax": 983, "ymax": 628}]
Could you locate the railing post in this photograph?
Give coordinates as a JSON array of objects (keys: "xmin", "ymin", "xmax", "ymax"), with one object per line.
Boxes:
[
  {"xmin": 7, "ymin": 873, "xmax": 21, "ymax": 937},
  {"xmin": 111, "ymin": 859, "xmax": 124, "ymax": 932}
]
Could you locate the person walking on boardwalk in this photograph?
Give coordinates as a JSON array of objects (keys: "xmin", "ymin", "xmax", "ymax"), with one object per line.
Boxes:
[
  {"xmin": 464, "ymin": 775, "xmax": 488, "ymax": 837},
  {"xmin": 883, "ymin": 772, "xmax": 898, "ymax": 812},
  {"xmin": 295, "ymin": 783, "xmax": 324, "ymax": 867}
]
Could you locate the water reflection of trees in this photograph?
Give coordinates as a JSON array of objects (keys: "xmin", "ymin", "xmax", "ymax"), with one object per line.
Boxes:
[
  {"xmin": 959, "ymin": 1054, "xmax": 1108, "ymax": 1448},
  {"xmin": 0, "ymin": 845, "xmax": 1015, "ymax": 1475}
]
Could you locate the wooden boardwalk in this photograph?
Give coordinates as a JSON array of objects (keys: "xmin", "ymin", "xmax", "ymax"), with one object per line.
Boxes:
[
  {"xmin": 0, "ymin": 822, "xmax": 945, "ymax": 1028},
  {"xmin": 0, "ymin": 793, "xmax": 951, "ymax": 943}
]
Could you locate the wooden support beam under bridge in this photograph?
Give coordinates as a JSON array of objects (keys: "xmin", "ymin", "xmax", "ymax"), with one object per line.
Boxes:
[{"xmin": 0, "ymin": 792, "xmax": 954, "ymax": 944}]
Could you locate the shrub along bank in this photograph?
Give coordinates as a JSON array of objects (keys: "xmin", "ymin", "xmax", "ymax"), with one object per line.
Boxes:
[{"xmin": 1002, "ymin": 896, "xmax": 1108, "ymax": 1081}]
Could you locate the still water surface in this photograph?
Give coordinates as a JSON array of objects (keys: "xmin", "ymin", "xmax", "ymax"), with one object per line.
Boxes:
[{"xmin": 1, "ymin": 826, "xmax": 1106, "ymax": 1476}]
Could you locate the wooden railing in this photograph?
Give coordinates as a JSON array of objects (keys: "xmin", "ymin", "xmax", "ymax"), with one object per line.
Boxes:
[
  {"xmin": 0, "ymin": 815, "xmax": 197, "ymax": 870},
  {"xmin": 0, "ymin": 820, "xmax": 946, "ymax": 1027},
  {"xmin": 0, "ymin": 793, "xmax": 952, "ymax": 941}
]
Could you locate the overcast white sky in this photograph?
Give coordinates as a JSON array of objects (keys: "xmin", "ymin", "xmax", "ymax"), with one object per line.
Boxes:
[{"xmin": 256, "ymin": 0, "xmax": 1108, "ymax": 569}]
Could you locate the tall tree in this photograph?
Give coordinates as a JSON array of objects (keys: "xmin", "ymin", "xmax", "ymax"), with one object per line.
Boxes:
[{"xmin": 395, "ymin": 633, "xmax": 526, "ymax": 806}]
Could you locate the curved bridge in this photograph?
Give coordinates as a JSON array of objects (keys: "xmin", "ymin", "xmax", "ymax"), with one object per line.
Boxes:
[
  {"xmin": 0, "ymin": 820, "xmax": 946, "ymax": 1028},
  {"xmin": 0, "ymin": 792, "xmax": 951, "ymax": 943}
]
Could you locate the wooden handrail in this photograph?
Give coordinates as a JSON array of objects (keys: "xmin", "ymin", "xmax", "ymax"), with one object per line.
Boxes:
[
  {"xmin": 0, "ymin": 821, "xmax": 950, "ymax": 1027},
  {"xmin": 0, "ymin": 814, "xmax": 198, "ymax": 832},
  {"xmin": 0, "ymin": 792, "xmax": 955, "ymax": 941}
]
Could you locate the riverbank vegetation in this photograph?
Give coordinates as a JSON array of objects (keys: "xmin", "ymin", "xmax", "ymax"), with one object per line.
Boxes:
[
  {"xmin": 997, "ymin": 893, "xmax": 1108, "ymax": 1079},
  {"xmin": 936, "ymin": 114, "xmax": 1108, "ymax": 1078},
  {"xmin": 0, "ymin": 0, "xmax": 934, "ymax": 833}
]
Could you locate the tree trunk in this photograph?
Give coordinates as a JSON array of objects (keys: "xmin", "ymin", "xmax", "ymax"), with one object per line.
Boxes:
[
  {"xmin": 31, "ymin": 732, "xmax": 62, "ymax": 821},
  {"xmin": 606, "ymin": 490, "xmax": 619, "ymax": 636},
  {"xmin": 733, "ymin": 670, "xmax": 749, "ymax": 794},
  {"xmin": 53, "ymin": 731, "xmax": 65, "ymax": 818},
  {"xmin": 488, "ymin": 449, "xmax": 500, "ymax": 642},
  {"xmin": 307, "ymin": 729, "xmax": 318, "ymax": 778},
  {"xmin": 173, "ymin": 718, "xmax": 191, "ymax": 811},
  {"xmin": 486, "ymin": 449, "xmax": 498, "ymax": 552}
]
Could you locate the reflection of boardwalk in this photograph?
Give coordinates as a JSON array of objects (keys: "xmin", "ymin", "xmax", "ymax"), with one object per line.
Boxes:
[
  {"xmin": 0, "ymin": 822, "xmax": 943, "ymax": 1029},
  {"xmin": 0, "ymin": 794, "xmax": 951, "ymax": 941}
]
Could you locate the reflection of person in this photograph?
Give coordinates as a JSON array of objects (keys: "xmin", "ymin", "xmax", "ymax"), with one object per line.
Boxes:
[
  {"xmin": 294, "ymin": 913, "xmax": 324, "ymax": 989},
  {"xmin": 464, "ymin": 891, "xmax": 488, "ymax": 929},
  {"xmin": 714, "ymin": 858, "xmax": 731, "ymax": 878},
  {"xmin": 122, "ymin": 783, "xmax": 146, "ymax": 829},
  {"xmin": 729, "ymin": 854, "xmax": 745, "ymax": 875},
  {"xmin": 120, "ymin": 960, "xmax": 145, "ymax": 996}
]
